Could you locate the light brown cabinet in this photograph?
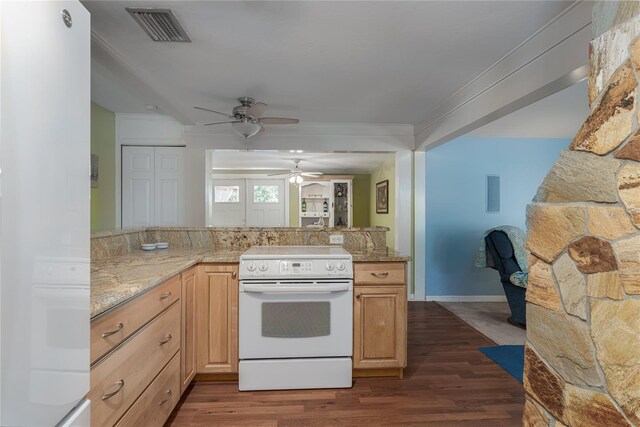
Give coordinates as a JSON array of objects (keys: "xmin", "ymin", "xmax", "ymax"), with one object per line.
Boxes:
[
  {"xmin": 195, "ymin": 264, "xmax": 239, "ymax": 374},
  {"xmin": 353, "ymin": 262, "xmax": 407, "ymax": 377},
  {"xmin": 89, "ymin": 300, "xmax": 181, "ymax": 427},
  {"xmin": 180, "ymin": 267, "xmax": 197, "ymax": 392},
  {"xmin": 115, "ymin": 351, "xmax": 181, "ymax": 427},
  {"xmin": 90, "ymin": 275, "xmax": 180, "ymax": 365}
]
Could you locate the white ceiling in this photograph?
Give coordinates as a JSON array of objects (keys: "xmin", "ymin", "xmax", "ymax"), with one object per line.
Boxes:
[
  {"xmin": 209, "ymin": 150, "xmax": 393, "ymax": 173},
  {"xmin": 470, "ymin": 79, "xmax": 590, "ymax": 138},
  {"xmin": 86, "ymin": 1, "xmax": 574, "ymax": 126}
]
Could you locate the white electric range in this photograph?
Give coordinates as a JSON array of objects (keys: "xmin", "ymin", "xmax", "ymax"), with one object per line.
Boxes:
[{"xmin": 238, "ymin": 246, "xmax": 353, "ymax": 391}]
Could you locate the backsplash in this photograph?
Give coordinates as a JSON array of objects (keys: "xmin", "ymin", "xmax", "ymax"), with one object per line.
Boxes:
[{"xmin": 91, "ymin": 227, "xmax": 389, "ymax": 260}]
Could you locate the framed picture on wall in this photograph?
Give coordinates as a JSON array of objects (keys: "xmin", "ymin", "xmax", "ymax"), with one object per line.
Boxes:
[
  {"xmin": 376, "ymin": 180, "xmax": 389, "ymax": 214},
  {"xmin": 90, "ymin": 154, "xmax": 99, "ymax": 188}
]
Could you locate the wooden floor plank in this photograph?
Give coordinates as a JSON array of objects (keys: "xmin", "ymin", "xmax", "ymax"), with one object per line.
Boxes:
[{"xmin": 166, "ymin": 302, "xmax": 524, "ymax": 426}]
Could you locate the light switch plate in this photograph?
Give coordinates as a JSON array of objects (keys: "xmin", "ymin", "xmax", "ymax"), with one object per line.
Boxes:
[{"xmin": 329, "ymin": 234, "xmax": 344, "ymax": 244}]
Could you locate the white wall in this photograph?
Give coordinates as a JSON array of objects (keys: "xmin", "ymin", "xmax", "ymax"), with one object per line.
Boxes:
[
  {"xmin": 424, "ymin": 136, "xmax": 568, "ymax": 300},
  {"xmin": 116, "ymin": 114, "xmax": 414, "ymax": 228}
]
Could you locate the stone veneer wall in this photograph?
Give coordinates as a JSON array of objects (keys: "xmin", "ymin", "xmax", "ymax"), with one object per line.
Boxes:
[
  {"xmin": 90, "ymin": 227, "xmax": 389, "ymax": 260},
  {"xmin": 523, "ymin": 12, "xmax": 640, "ymax": 427}
]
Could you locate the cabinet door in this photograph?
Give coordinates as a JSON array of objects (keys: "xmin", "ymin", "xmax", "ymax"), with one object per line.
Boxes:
[
  {"xmin": 180, "ymin": 267, "xmax": 197, "ymax": 392},
  {"xmin": 330, "ymin": 179, "xmax": 352, "ymax": 227},
  {"xmin": 353, "ymin": 285, "xmax": 407, "ymax": 369},
  {"xmin": 122, "ymin": 146, "xmax": 155, "ymax": 227},
  {"xmin": 196, "ymin": 264, "xmax": 239, "ymax": 373},
  {"xmin": 122, "ymin": 146, "xmax": 185, "ymax": 228},
  {"xmin": 154, "ymin": 147, "xmax": 185, "ymax": 226}
]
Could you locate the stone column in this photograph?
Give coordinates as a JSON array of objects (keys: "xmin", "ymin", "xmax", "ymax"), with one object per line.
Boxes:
[{"xmin": 523, "ymin": 4, "xmax": 640, "ymax": 427}]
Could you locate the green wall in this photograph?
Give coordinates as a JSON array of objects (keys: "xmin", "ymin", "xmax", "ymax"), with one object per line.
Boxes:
[
  {"xmin": 90, "ymin": 102, "xmax": 116, "ymax": 232},
  {"xmin": 370, "ymin": 157, "xmax": 395, "ymax": 249},
  {"xmin": 351, "ymin": 174, "xmax": 370, "ymax": 227},
  {"xmin": 289, "ymin": 182, "xmax": 300, "ymax": 226}
]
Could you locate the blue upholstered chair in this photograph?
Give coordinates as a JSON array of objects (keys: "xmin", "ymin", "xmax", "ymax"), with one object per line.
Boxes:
[{"xmin": 484, "ymin": 230, "xmax": 527, "ymax": 328}]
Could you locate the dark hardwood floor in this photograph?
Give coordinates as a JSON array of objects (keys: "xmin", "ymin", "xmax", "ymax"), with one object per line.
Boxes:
[{"xmin": 166, "ymin": 302, "xmax": 524, "ymax": 426}]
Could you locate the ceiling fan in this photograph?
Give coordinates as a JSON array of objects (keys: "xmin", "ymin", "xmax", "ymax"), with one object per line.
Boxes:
[
  {"xmin": 268, "ymin": 159, "xmax": 323, "ymax": 184},
  {"xmin": 194, "ymin": 97, "xmax": 299, "ymax": 139}
]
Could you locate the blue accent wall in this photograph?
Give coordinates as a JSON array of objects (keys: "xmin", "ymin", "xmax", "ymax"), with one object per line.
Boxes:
[{"xmin": 425, "ymin": 137, "xmax": 568, "ymax": 297}]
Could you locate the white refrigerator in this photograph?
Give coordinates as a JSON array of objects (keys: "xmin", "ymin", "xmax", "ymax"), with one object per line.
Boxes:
[{"xmin": 0, "ymin": 1, "xmax": 91, "ymax": 425}]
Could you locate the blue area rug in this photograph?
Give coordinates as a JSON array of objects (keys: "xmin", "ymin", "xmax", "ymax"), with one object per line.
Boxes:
[{"xmin": 479, "ymin": 345, "xmax": 524, "ymax": 383}]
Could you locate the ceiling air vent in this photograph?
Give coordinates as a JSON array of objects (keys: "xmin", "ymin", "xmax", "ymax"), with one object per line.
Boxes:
[{"xmin": 126, "ymin": 8, "xmax": 191, "ymax": 42}]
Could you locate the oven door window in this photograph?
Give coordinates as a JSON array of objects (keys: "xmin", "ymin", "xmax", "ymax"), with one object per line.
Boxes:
[{"xmin": 262, "ymin": 302, "xmax": 330, "ymax": 338}]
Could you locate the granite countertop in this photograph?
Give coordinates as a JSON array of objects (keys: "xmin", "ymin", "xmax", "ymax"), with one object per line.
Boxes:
[{"xmin": 91, "ymin": 247, "xmax": 410, "ymax": 319}]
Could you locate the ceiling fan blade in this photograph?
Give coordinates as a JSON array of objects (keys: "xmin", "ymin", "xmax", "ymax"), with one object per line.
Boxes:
[
  {"xmin": 203, "ymin": 120, "xmax": 241, "ymax": 126},
  {"xmin": 267, "ymin": 172, "xmax": 289, "ymax": 177},
  {"xmin": 301, "ymin": 172, "xmax": 323, "ymax": 177},
  {"xmin": 247, "ymin": 102, "xmax": 268, "ymax": 118},
  {"xmin": 194, "ymin": 106, "xmax": 233, "ymax": 118},
  {"xmin": 259, "ymin": 117, "xmax": 300, "ymax": 124}
]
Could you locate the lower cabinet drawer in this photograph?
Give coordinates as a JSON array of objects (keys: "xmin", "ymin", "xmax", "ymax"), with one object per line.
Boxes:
[
  {"xmin": 116, "ymin": 351, "xmax": 181, "ymax": 427},
  {"xmin": 89, "ymin": 302, "xmax": 181, "ymax": 427},
  {"xmin": 91, "ymin": 275, "xmax": 181, "ymax": 365},
  {"xmin": 354, "ymin": 262, "xmax": 406, "ymax": 285}
]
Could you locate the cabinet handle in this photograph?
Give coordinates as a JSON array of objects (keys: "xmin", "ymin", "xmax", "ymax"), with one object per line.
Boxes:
[
  {"xmin": 158, "ymin": 291, "xmax": 172, "ymax": 301},
  {"xmin": 101, "ymin": 323, "xmax": 124, "ymax": 338},
  {"xmin": 371, "ymin": 272, "xmax": 389, "ymax": 278},
  {"xmin": 231, "ymin": 271, "xmax": 237, "ymax": 279},
  {"xmin": 355, "ymin": 293, "xmax": 361, "ymax": 300},
  {"xmin": 159, "ymin": 389, "xmax": 172, "ymax": 405},
  {"xmin": 102, "ymin": 380, "xmax": 124, "ymax": 400},
  {"xmin": 159, "ymin": 334, "xmax": 173, "ymax": 346}
]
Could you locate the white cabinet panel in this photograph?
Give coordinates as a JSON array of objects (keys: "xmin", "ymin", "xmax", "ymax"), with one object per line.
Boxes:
[
  {"xmin": 155, "ymin": 147, "xmax": 185, "ymax": 226},
  {"xmin": 122, "ymin": 147, "xmax": 154, "ymax": 228},
  {"xmin": 132, "ymin": 155, "xmax": 152, "ymax": 170},
  {"xmin": 158, "ymin": 180, "xmax": 179, "ymax": 224},
  {"xmin": 122, "ymin": 146, "xmax": 185, "ymax": 227},
  {"xmin": 131, "ymin": 180, "xmax": 152, "ymax": 225}
]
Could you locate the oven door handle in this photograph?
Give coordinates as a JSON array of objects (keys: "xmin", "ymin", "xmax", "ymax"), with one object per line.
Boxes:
[{"xmin": 242, "ymin": 283, "xmax": 351, "ymax": 294}]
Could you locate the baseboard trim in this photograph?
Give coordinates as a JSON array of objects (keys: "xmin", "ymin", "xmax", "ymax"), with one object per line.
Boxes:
[{"xmin": 422, "ymin": 295, "xmax": 508, "ymax": 302}]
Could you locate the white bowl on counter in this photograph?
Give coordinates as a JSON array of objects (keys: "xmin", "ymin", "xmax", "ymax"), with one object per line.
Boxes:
[
  {"xmin": 156, "ymin": 242, "xmax": 169, "ymax": 249},
  {"xmin": 142, "ymin": 243, "xmax": 157, "ymax": 251}
]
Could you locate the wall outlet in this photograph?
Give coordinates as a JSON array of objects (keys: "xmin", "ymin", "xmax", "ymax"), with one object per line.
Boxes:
[{"xmin": 330, "ymin": 234, "xmax": 344, "ymax": 244}]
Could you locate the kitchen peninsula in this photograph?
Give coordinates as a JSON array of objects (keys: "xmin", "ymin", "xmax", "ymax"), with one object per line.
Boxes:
[{"xmin": 89, "ymin": 226, "xmax": 410, "ymax": 427}]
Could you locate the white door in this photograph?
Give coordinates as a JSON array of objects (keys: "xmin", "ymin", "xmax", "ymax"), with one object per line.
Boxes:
[
  {"xmin": 154, "ymin": 147, "xmax": 185, "ymax": 226},
  {"xmin": 122, "ymin": 146, "xmax": 154, "ymax": 227},
  {"xmin": 210, "ymin": 179, "xmax": 246, "ymax": 226},
  {"xmin": 246, "ymin": 179, "xmax": 285, "ymax": 227}
]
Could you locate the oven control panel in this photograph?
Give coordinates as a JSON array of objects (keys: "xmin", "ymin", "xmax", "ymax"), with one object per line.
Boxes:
[
  {"xmin": 239, "ymin": 258, "xmax": 353, "ymax": 279},
  {"xmin": 280, "ymin": 260, "xmax": 313, "ymax": 274}
]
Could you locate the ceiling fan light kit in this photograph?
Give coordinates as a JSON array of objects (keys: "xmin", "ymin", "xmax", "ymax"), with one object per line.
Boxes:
[
  {"xmin": 289, "ymin": 174, "xmax": 304, "ymax": 184},
  {"xmin": 271, "ymin": 159, "xmax": 323, "ymax": 186},
  {"xmin": 195, "ymin": 97, "xmax": 299, "ymax": 139},
  {"xmin": 232, "ymin": 120, "xmax": 262, "ymax": 139}
]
